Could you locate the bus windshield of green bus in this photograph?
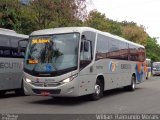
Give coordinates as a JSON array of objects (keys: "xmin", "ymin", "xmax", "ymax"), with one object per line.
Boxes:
[{"xmin": 24, "ymin": 33, "xmax": 79, "ymax": 75}]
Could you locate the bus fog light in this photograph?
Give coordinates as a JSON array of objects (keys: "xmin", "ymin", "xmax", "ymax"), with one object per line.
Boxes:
[
  {"xmin": 26, "ymin": 78, "xmax": 32, "ymax": 83},
  {"xmin": 67, "ymin": 87, "xmax": 74, "ymax": 93}
]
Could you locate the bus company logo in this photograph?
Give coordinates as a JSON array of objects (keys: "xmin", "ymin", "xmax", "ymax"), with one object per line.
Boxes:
[
  {"xmin": 109, "ymin": 61, "xmax": 118, "ymax": 72},
  {"xmin": 43, "ymin": 82, "xmax": 48, "ymax": 87}
]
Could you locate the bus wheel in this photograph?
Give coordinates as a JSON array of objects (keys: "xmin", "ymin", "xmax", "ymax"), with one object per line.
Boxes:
[
  {"xmin": 90, "ymin": 79, "xmax": 103, "ymax": 100},
  {"xmin": 125, "ymin": 75, "xmax": 136, "ymax": 91}
]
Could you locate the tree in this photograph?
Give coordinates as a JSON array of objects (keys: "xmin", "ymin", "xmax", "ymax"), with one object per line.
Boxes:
[
  {"xmin": 84, "ymin": 10, "xmax": 122, "ymax": 35},
  {"xmin": 28, "ymin": 0, "xmax": 57, "ymax": 29},
  {"xmin": 146, "ymin": 37, "xmax": 160, "ymax": 62},
  {"xmin": 0, "ymin": 0, "xmax": 88, "ymax": 34},
  {"xmin": 121, "ymin": 23, "xmax": 148, "ymax": 46},
  {"xmin": 27, "ymin": 0, "xmax": 87, "ymax": 29},
  {"xmin": 105, "ymin": 19, "xmax": 122, "ymax": 36},
  {"xmin": 0, "ymin": 0, "xmax": 22, "ymax": 33},
  {"xmin": 85, "ymin": 10, "xmax": 109, "ymax": 31},
  {"xmin": 19, "ymin": 5, "xmax": 36, "ymax": 34}
]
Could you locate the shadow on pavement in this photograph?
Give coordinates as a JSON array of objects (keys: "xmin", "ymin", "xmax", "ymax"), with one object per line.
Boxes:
[
  {"xmin": 29, "ymin": 87, "xmax": 143, "ymax": 106},
  {"xmin": 0, "ymin": 91, "xmax": 26, "ymax": 99}
]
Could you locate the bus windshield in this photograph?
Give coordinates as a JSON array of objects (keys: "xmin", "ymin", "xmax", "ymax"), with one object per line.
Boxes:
[
  {"xmin": 153, "ymin": 62, "xmax": 160, "ymax": 70},
  {"xmin": 24, "ymin": 33, "xmax": 80, "ymax": 76}
]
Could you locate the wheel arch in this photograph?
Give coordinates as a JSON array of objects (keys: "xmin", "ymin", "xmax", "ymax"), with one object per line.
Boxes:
[
  {"xmin": 96, "ymin": 75, "xmax": 105, "ymax": 90},
  {"xmin": 132, "ymin": 73, "xmax": 136, "ymax": 83}
]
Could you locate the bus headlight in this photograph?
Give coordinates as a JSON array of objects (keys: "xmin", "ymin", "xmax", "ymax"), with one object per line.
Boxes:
[
  {"xmin": 62, "ymin": 78, "xmax": 70, "ymax": 83},
  {"xmin": 25, "ymin": 78, "xmax": 32, "ymax": 83},
  {"xmin": 62, "ymin": 74, "xmax": 78, "ymax": 83}
]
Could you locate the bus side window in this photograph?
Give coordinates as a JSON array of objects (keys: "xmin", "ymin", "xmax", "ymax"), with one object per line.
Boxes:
[
  {"xmin": 80, "ymin": 39, "xmax": 92, "ymax": 69},
  {"xmin": 17, "ymin": 39, "xmax": 28, "ymax": 58},
  {"xmin": 3, "ymin": 49, "xmax": 10, "ymax": 56},
  {"xmin": 0, "ymin": 50, "xmax": 3, "ymax": 55}
]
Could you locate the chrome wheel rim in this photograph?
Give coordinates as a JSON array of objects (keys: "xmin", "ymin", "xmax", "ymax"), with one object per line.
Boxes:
[
  {"xmin": 132, "ymin": 77, "xmax": 135, "ymax": 89},
  {"xmin": 95, "ymin": 84, "xmax": 100, "ymax": 95}
]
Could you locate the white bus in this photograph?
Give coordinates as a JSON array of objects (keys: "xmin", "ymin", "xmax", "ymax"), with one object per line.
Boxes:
[
  {"xmin": 0, "ymin": 28, "xmax": 28, "ymax": 96},
  {"xmin": 152, "ymin": 62, "xmax": 160, "ymax": 76},
  {"xmin": 23, "ymin": 27, "xmax": 146, "ymax": 100}
]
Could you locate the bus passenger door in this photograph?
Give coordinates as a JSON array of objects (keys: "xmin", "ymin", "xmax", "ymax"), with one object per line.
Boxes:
[{"xmin": 79, "ymin": 39, "xmax": 93, "ymax": 95}]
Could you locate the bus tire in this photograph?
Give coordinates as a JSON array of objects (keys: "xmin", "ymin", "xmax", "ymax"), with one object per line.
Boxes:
[
  {"xmin": 90, "ymin": 79, "xmax": 103, "ymax": 100},
  {"xmin": 125, "ymin": 75, "xmax": 136, "ymax": 91}
]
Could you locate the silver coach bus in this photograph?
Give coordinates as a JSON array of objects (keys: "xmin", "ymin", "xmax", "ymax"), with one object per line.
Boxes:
[
  {"xmin": 0, "ymin": 28, "xmax": 28, "ymax": 96},
  {"xmin": 23, "ymin": 27, "xmax": 146, "ymax": 100},
  {"xmin": 152, "ymin": 62, "xmax": 160, "ymax": 76}
]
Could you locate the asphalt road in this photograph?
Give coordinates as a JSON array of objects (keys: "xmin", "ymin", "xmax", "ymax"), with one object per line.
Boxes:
[{"xmin": 0, "ymin": 76, "xmax": 160, "ymax": 114}]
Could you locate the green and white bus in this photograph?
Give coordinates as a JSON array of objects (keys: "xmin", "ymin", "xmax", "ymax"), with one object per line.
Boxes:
[
  {"xmin": 23, "ymin": 27, "xmax": 146, "ymax": 100},
  {"xmin": 0, "ymin": 28, "xmax": 28, "ymax": 96}
]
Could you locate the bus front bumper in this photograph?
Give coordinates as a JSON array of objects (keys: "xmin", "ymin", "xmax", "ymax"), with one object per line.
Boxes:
[
  {"xmin": 23, "ymin": 77, "xmax": 79, "ymax": 97},
  {"xmin": 152, "ymin": 71, "xmax": 160, "ymax": 76}
]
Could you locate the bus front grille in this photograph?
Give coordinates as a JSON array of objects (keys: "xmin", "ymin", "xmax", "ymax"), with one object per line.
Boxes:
[
  {"xmin": 32, "ymin": 82, "xmax": 61, "ymax": 87},
  {"xmin": 32, "ymin": 89, "xmax": 61, "ymax": 94}
]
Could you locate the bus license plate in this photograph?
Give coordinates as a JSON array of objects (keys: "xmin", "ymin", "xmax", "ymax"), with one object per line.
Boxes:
[{"xmin": 41, "ymin": 91, "xmax": 50, "ymax": 96}]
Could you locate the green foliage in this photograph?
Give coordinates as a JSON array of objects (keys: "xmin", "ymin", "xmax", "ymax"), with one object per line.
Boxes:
[
  {"xmin": 121, "ymin": 24, "xmax": 148, "ymax": 46},
  {"xmin": 0, "ymin": 1, "xmax": 159, "ymax": 61},
  {"xmin": 85, "ymin": 11, "xmax": 148, "ymax": 46},
  {"xmin": 0, "ymin": 0, "xmax": 87, "ymax": 34},
  {"xmin": 0, "ymin": 0, "xmax": 22, "ymax": 32},
  {"xmin": 106, "ymin": 20, "xmax": 122, "ymax": 36},
  {"xmin": 146, "ymin": 37, "xmax": 160, "ymax": 62},
  {"xmin": 84, "ymin": 11, "xmax": 122, "ymax": 36},
  {"xmin": 84, "ymin": 10, "xmax": 107, "ymax": 30},
  {"xmin": 28, "ymin": 0, "xmax": 86, "ymax": 29},
  {"xmin": 84, "ymin": 10, "xmax": 160, "ymax": 61}
]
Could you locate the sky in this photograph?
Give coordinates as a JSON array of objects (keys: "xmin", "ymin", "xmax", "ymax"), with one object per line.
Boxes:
[{"xmin": 90, "ymin": 0, "xmax": 160, "ymax": 44}]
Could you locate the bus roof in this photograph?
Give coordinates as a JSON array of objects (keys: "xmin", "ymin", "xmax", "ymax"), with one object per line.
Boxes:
[
  {"xmin": 0, "ymin": 28, "xmax": 28, "ymax": 38},
  {"xmin": 30, "ymin": 27, "xmax": 144, "ymax": 48},
  {"xmin": 146, "ymin": 58, "xmax": 151, "ymax": 61},
  {"xmin": 153, "ymin": 62, "xmax": 160, "ymax": 64}
]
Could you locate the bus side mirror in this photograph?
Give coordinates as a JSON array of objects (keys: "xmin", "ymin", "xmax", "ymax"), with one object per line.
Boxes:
[
  {"xmin": 80, "ymin": 41, "xmax": 89, "ymax": 52},
  {"xmin": 18, "ymin": 42, "xmax": 21, "ymax": 53},
  {"xmin": 84, "ymin": 41, "xmax": 89, "ymax": 52},
  {"xmin": 18, "ymin": 38, "xmax": 28, "ymax": 54}
]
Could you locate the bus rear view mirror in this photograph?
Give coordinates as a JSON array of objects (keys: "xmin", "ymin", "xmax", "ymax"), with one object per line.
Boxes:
[
  {"xmin": 84, "ymin": 41, "xmax": 89, "ymax": 52},
  {"xmin": 81, "ymin": 40, "xmax": 90, "ymax": 52},
  {"xmin": 18, "ymin": 38, "xmax": 28, "ymax": 54}
]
